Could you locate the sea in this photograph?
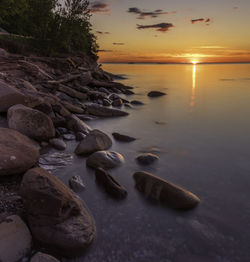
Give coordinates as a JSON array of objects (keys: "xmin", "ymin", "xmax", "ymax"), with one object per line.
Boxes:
[{"xmin": 58, "ymin": 63, "xmax": 250, "ymax": 262}]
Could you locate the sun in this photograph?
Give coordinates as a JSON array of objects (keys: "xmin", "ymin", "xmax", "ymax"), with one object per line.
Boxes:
[{"xmin": 192, "ymin": 60, "xmax": 197, "ymax": 65}]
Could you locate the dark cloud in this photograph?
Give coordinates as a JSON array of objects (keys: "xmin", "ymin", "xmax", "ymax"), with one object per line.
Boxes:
[
  {"xmin": 137, "ymin": 23, "xmax": 174, "ymax": 32},
  {"xmin": 96, "ymin": 31, "xmax": 110, "ymax": 34},
  {"xmin": 113, "ymin": 42, "xmax": 125, "ymax": 45},
  {"xmin": 128, "ymin": 7, "xmax": 176, "ymax": 19},
  {"xmin": 90, "ymin": 1, "xmax": 109, "ymax": 13},
  {"xmin": 191, "ymin": 18, "xmax": 211, "ymax": 25}
]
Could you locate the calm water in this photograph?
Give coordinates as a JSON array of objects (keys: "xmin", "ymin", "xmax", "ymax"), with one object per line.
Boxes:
[{"xmin": 59, "ymin": 64, "xmax": 250, "ymax": 262}]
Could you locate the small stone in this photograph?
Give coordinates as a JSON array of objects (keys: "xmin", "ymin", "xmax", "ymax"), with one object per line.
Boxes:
[
  {"xmin": 49, "ymin": 138, "xmax": 66, "ymax": 151},
  {"xmin": 63, "ymin": 134, "xmax": 75, "ymax": 141},
  {"xmin": 112, "ymin": 99, "xmax": 123, "ymax": 107},
  {"xmin": 136, "ymin": 153, "xmax": 159, "ymax": 165},
  {"xmin": 148, "ymin": 91, "xmax": 166, "ymax": 97},
  {"xmin": 69, "ymin": 175, "xmax": 85, "ymax": 192},
  {"xmin": 131, "ymin": 100, "xmax": 144, "ymax": 105},
  {"xmin": 112, "ymin": 132, "xmax": 136, "ymax": 142}
]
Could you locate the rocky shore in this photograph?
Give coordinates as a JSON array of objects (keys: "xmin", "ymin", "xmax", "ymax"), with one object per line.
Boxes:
[{"xmin": 0, "ymin": 47, "xmax": 199, "ymax": 262}]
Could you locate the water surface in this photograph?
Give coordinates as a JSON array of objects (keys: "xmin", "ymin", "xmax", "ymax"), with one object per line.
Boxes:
[{"xmin": 59, "ymin": 64, "xmax": 250, "ymax": 262}]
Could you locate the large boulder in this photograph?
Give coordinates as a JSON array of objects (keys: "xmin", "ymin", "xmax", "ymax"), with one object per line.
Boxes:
[
  {"xmin": 133, "ymin": 171, "xmax": 200, "ymax": 209},
  {"xmin": 75, "ymin": 129, "xmax": 112, "ymax": 155},
  {"xmin": 8, "ymin": 104, "xmax": 55, "ymax": 141},
  {"xmin": 0, "ymin": 80, "xmax": 26, "ymax": 112},
  {"xmin": 0, "ymin": 128, "xmax": 39, "ymax": 176},
  {"xmin": 0, "ymin": 215, "xmax": 32, "ymax": 262},
  {"xmin": 19, "ymin": 167, "xmax": 96, "ymax": 254},
  {"xmin": 86, "ymin": 103, "xmax": 129, "ymax": 117},
  {"xmin": 30, "ymin": 252, "xmax": 60, "ymax": 262},
  {"xmin": 86, "ymin": 151, "xmax": 125, "ymax": 169}
]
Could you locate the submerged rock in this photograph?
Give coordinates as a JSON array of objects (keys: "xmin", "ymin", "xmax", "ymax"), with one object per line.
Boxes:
[
  {"xmin": 112, "ymin": 132, "xmax": 136, "ymax": 142},
  {"xmin": 86, "ymin": 103, "xmax": 129, "ymax": 117},
  {"xmin": 69, "ymin": 175, "xmax": 85, "ymax": 193},
  {"xmin": 19, "ymin": 167, "xmax": 96, "ymax": 254},
  {"xmin": 147, "ymin": 91, "xmax": 166, "ymax": 97},
  {"xmin": 136, "ymin": 153, "xmax": 159, "ymax": 165},
  {"xmin": 38, "ymin": 152, "xmax": 73, "ymax": 173},
  {"xmin": 8, "ymin": 104, "xmax": 55, "ymax": 141},
  {"xmin": 0, "ymin": 80, "xmax": 26, "ymax": 112},
  {"xmin": 75, "ymin": 129, "xmax": 112, "ymax": 155},
  {"xmin": 95, "ymin": 168, "xmax": 127, "ymax": 199},
  {"xmin": 0, "ymin": 215, "xmax": 32, "ymax": 262},
  {"xmin": 49, "ymin": 138, "xmax": 66, "ymax": 151},
  {"xmin": 133, "ymin": 171, "xmax": 200, "ymax": 209},
  {"xmin": 0, "ymin": 128, "xmax": 39, "ymax": 176},
  {"xmin": 30, "ymin": 252, "xmax": 60, "ymax": 262},
  {"xmin": 130, "ymin": 100, "xmax": 144, "ymax": 105},
  {"xmin": 86, "ymin": 151, "xmax": 125, "ymax": 169}
]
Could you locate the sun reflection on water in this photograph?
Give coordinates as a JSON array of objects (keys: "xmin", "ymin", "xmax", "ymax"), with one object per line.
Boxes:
[{"xmin": 189, "ymin": 64, "xmax": 196, "ymax": 110}]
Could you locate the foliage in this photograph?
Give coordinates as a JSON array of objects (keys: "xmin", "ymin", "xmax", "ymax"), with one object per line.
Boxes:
[{"xmin": 0, "ymin": 0, "xmax": 98, "ymax": 56}]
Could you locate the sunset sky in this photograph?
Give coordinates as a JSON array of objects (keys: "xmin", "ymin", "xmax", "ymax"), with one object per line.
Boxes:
[{"xmin": 89, "ymin": 0, "xmax": 250, "ymax": 63}]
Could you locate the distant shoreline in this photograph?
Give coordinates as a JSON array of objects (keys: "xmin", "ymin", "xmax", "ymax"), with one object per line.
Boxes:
[{"xmin": 101, "ymin": 62, "xmax": 250, "ymax": 65}]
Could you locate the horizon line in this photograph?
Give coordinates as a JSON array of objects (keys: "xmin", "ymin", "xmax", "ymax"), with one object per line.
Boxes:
[{"xmin": 100, "ymin": 62, "xmax": 250, "ymax": 65}]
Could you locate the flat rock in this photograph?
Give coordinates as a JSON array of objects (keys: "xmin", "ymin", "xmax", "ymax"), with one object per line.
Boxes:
[
  {"xmin": 147, "ymin": 91, "xmax": 166, "ymax": 97},
  {"xmin": 38, "ymin": 152, "xmax": 73, "ymax": 174},
  {"xmin": 136, "ymin": 153, "xmax": 159, "ymax": 165},
  {"xmin": 69, "ymin": 175, "xmax": 85, "ymax": 192},
  {"xmin": 75, "ymin": 129, "xmax": 112, "ymax": 155},
  {"xmin": 19, "ymin": 167, "xmax": 96, "ymax": 254},
  {"xmin": 133, "ymin": 171, "xmax": 200, "ymax": 209},
  {"xmin": 0, "ymin": 128, "xmax": 39, "ymax": 176},
  {"xmin": 0, "ymin": 215, "xmax": 32, "ymax": 262},
  {"xmin": 86, "ymin": 103, "xmax": 128, "ymax": 117},
  {"xmin": 86, "ymin": 151, "xmax": 125, "ymax": 169},
  {"xmin": 0, "ymin": 80, "xmax": 26, "ymax": 112},
  {"xmin": 8, "ymin": 104, "xmax": 55, "ymax": 141},
  {"xmin": 112, "ymin": 132, "xmax": 136, "ymax": 142},
  {"xmin": 49, "ymin": 138, "xmax": 66, "ymax": 150},
  {"xmin": 30, "ymin": 252, "xmax": 60, "ymax": 262},
  {"xmin": 95, "ymin": 168, "xmax": 127, "ymax": 199}
]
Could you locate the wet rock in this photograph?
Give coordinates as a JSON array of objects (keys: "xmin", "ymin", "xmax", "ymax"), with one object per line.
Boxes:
[
  {"xmin": 49, "ymin": 138, "xmax": 66, "ymax": 151},
  {"xmin": 61, "ymin": 101, "xmax": 84, "ymax": 114},
  {"xmin": 86, "ymin": 103, "xmax": 128, "ymax": 117},
  {"xmin": 75, "ymin": 114, "xmax": 98, "ymax": 121},
  {"xmin": 38, "ymin": 152, "xmax": 73, "ymax": 173},
  {"xmin": 8, "ymin": 104, "xmax": 55, "ymax": 141},
  {"xmin": 123, "ymin": 89, "xmax": 135, "ymax": 95},
  {"xmin": 69, "ymin": 175, "xmax": 85, "ymax": 192},
  {"xmin": 95, "ymin": 168, "xmax": 127, "ymax": 199},
  {"xmin": 102, "ymin": 98, "xmax": 112, "ymax": 106},
  {"xmin": 57, "ymin": 127, "xmax": 68, "ymax": 135},
  {"xmin": 19, "ymin": 168, "xmax": 96, "ymax": 254},
  {"xmin": 76, "ymin": 132, "xmax": 86, "ymax": 141},
  {"xmin": 112, "ymin": 132, "xmax": 136, "ymax": 142},
  {"xmin": 86, "ymin": 151, "xmax": 125, "ymax": 170},
  {"xmin": 63, "ymin": 134, "xmax": 75, "ymax": 141},
  {"xmin": 133, "ymin": 171, "xmax": 200, "ymax": 209},
  {"xmin": 30, "ymin": 252, "xmax": 60, "ymax": 262},
  {"xmin": 58, "ymin": 85, "xmax": 87, "ymax": 100},
  {"xmin": 0, "ymin": 128, "xmax": 39, "ymax": 176},
  {"xmin": 148, "ymin": 91, "xmax": 166, "ymax": 97},
  {"xmin": 75, "ymin": 129, "xmax": 112, "ymax": 155},
  {"xmin": 112, "ymin": 99, "xmax": 123, "ymax": 107},
  {"xmin": 0, "ymin": 80, "xmax": 26, "ymax": 112},
  {"xmin": 136, "ymin": 153, "xmax": 159, "ymax": 165},
  {"xmin": 66, "ymin": 114, "xmax": 92, "ymax": 135},
  {"xmin": 0, "ymin": 215, "xmax": 32, "ymax": 262},
  {"xmin": 131, "ymin": 100, "xmax": 144, "ymax": 105}
]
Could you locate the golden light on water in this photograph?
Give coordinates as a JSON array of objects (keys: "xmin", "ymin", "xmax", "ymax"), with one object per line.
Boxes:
[{"xmin": 189, "ymin": 64, "xmax": 197, "ymax": 111}]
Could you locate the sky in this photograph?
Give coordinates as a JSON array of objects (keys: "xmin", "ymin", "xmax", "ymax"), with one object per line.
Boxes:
[{"xmin": 89, "ymin": 0, "xmax": 250, "ymax": 63}]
